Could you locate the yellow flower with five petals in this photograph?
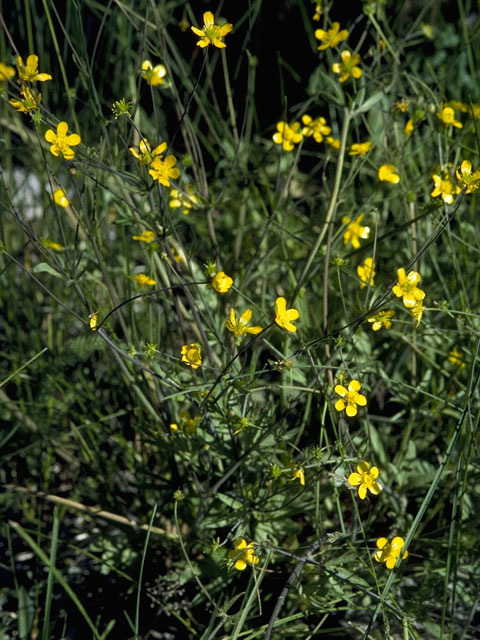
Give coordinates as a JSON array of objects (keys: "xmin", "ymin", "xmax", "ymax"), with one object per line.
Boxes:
[
  {"xmin": 348, "ymin": 461, "xmax": 382, "ymax": 499},
  {"xmin": 342, "ymin": 214, "xmax": 370, "ymax": 250},
  {"xmin": 9, "ymin": 84, "xmax": 41, "ymax": 113},
  {"xmin": 392, "ymin": 268, "xmax": 425, "ymax": 308},
  {"xmin": 226, "ymin": 308, "xmax": 262, "ymax": 339},
  {"xmin": 16, "ymin": 54, "xmax": 52, "ymax": 82},
  {"xmin": 431, "ymin": 172, "xmax": 460, "ymax": 204},
  {"xmin": 148, "ymin": 143, "xmax": 181, "ymax": 186},
  {"xmin": 357, "ymin": 257, "xmax": 375, "ymax": 288},
  {"xmin": 191, "ymin": 11, "xmax": 233, "ymax": 49},
  {"xmin": 378, "ymin": 164, "xmax": 400, "ymax": 184},
  {"xmin": 374, "ymin": 536, "xmax": 408, "ymax": 569},
  {"xmin": 367, "ymin": 310, "xmax": 394, "ymax": 331},
  {"xmin": 301, "ymin": 114, "xmax": 331, "ymax": 143},
  {"xmin": 456, "ymin": 160, "xmax": 480, "ymax": 193},
  {"xmin": 334, "ymin": 379, "xmax": 367, "ymax": 417},
  {"xmin": 272, "ymin": 121, "xmax": 303, "ymax": 151},
  {"xmin": 181, "ymin": 343, "xmax": 202, "ymax": 369},
  {"xmin": 44, "ymin": 121, "xmax": 81, "ymax": 160},
  {"xmin": 315, "ymin": 22, "xmax": 348, "ymax": 50},
  {"xmin": 228, "ymin": 539, "xmax": 259, "ymax": 571},
  {"xmin": 332, "ymin": 50, "xmax": 362, "ymax": 83},
  {"xmin": 140, "ymin": 60, "xmax": 167, "ymax": 86},
  {"xmin": 438, "ymin": 106, "xmax": 462, "ymax": 128}
]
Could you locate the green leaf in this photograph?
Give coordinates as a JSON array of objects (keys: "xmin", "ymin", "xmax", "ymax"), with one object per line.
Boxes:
[{"xmin": 33, "ymin": 262, "xmax": 65, "ymax": 279}]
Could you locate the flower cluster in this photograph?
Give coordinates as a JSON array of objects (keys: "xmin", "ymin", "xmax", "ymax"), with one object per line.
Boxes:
[
  {"xmin": 9, "ymin": 54, "xmax": 52, "ymax": 117},
  {"xmin": 129, "ymin": 139, "xmax": 180, "ymax": 186}
]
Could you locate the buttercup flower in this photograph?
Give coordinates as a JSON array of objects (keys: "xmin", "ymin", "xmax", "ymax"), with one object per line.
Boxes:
[
  {"xmin": 0, "ymin": 62, "xmax": 15, "ymax": 81},
  {"xmin": 42, "ymin": 239, "xmax": 62, "ymax": 252},
  {"xmin": 181, "ymin": 343, "xmax": 202, "ymax": 369},
  {"xmin": 170, "ymin": 409, "xmax": 199, "ymax": 434},
  {"xmin": 326, "ymin": 136, "xmax": 340, "ymax": 150},
  {"xmin": 191, "ymin": 11, "xmax": 233, "ymax": 49},
  {"xmin": 129, "ymin": 139, "xmax": 165, "ymax": 165},
  {"xmin": 342, "ymin": 214, "xmax": 370, "ymax": 250},
  {"xmin": 431, "ymin": 173, "xmax": 460, "ymax": 204},
  {"xmin": 456, "ymin": 160, "xmax": 480, "ymax": 193},
  {"xmin": 410, "ymin": 301, "xmax": 425, "ymax": 328},
  {"xmin": 404, "ymin": 118, "xmax": 414, "ymax": 136},
  {"xmin": 334, "ymin": 379, "xmax": 367, "ymax": 417},
  {"xmin": 348, "ymin": 461, "xmax": 382, "ymax": 499},
  {"xmin": 357, "ymin": 257, "xmax": 375, "ymax": 288},
  {"xmin": 226, "ymin": 308, "xmax": 262, "ymax": 339},
  {"xmin": 130, "ymin": 273, "xmax": 157, "ymax": 286},
  {"xmin": 313, "ymin": 1, "xmax": 322, "ymax": 20},
  {"xmin": 315, "ymin": 22, "xmax": 348, "ymax": 50},
  {"xmin": 169, "ymin": 185, "xmax": 199, "ymax": 215},
  {"xmin": 45, "ymin": 121, "xmax": 81, "ymax": 160},
  {"xmin": 275, "ymin": 297, "xmax": 299, "ymax": 333},
  {"xmin": 89, "ymin": 312, "xmax": 98, "ymax": 331},
  {"xmin": 374, "ymin": 536, "xmax": 408, "ymax": 570},
  {"xmin": 378, "ymin": 164, "xmax": 400, "ymax": 184},
  {"xmin": 332, "ymin": 50, "xmax": 362, "ymax": 83},
  {"xmin": 301, "ymin": 114, "xmax": 331, "ymax": 143},
  {"xmin": 438, "ymin": 106, "xmax": 462, "ymax": 128},
  {"xmin": 228, "ymin": 539, "xmax": 259, "ymax": 571},
  {"xmin": 448, "ymin": 346, "xmax": 466, "ymax": 368},
  {"xmin": 272, "ymin": 121, "xmax": 303, "ymax": 151},
  {"xmin": 349, "ymin": 141, "xmax": 371, "ymax": 156},
  {"xmin": 9, "ymin": 84, "xmax": 41, "ymax": 112},
  {"xmin": 392, "ymin": 268, "xmax": 425, "ymax": 308},
  {"xmin": 367, "ymin": 309, "xmax": 395, "ymax": 331},
  {"xmin": 140, "ymin": 60, "xmax": 167, "ymax": 86},
  {"xmin": 212, "ymin": 271, "xmax": 233, "ymax": 293},
  {"xmin": 53, "ymin": 188, "xmax": 69, "ymax": 207},
  {"xmin": 149, "ymin": 145, "xmax": 181, "ymax": 187},
  {"xmin": 290, "ymin": 467, "xmax": 305, "ymax": 486},
  {"xmin": 16, "ymin": 55, "xmax": 52, "ymax": 82},
  {"xmin": 132, "ymin": 230, "xmax": 156, "ymax": 243}
]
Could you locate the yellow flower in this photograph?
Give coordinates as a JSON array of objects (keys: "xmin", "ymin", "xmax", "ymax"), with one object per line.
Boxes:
[
  {"xmin": 129, "ymin": 139, "xmax": 164, "ymax": 165},
  {"xmin": 169, "ymin": 186, "xmax": 199, "ymax": 215},
  {"xmin": 448, "ymin": 346, "xmax": 466, "ymax": 368},
  {"xmin": 212, "ymin": 271, "xmax": 233, "ymax": 293},
  {"xmin": 9, "ymin": 85, "xmax": 40, "ymax": 112},
  {"xmin": 342, "ymin": 214, "xmax": 370, "ymax": 250},
  {"xmin": 301, "ymin": 114, "xmax": 331, "ymax": 143},
  {"xmin": 431, "ymin": 173, "xmax": 460, "ymax": 204},
  {"xmin": 89, "ymin": 312, "xmax": 98, "ymax": 331},
  {"xmin": 228, "ymin": 539, "xmax": 259, "ymax": 571},
  {"xmin": 332, "ymin": 50, "xmax": 362, "ymax": 83},
  {"xmin": 396, "ymin": 98, "xmax": 410, "ymax": 113},
  {"xmin": 132, "ymin": 230, "xmax": 156, "ymax": 243},
  {"xmin": 404, "ymin": 118, "xmax": 414, "ymax": 136},
  {"xmin": 149, "ymin": 146, "xmax": 181, "ymax": 187},
  {"xmin": 438, "ymin": 106, "xmax": 462, "ymax": 128},
  {"xmin": 456, "ymin": 160, "xmax": 480, "ymax": 193},
  {"xmin": 348, "ymin": 461, "xmax": 382, "ymax": 499},
  {"xmin": 274, "ymin": 296, "xmax": 300, "ymax": 333},
  {"xmin": 378, "ymin": 164, "xmax": 400, "ymax": 184},
  {"xmin": 181, "ymin": 343, "xmax": 202, "ymax": 369},
  {"xmin": 171, "ymin": 409, "xmax": 199, "ymax": 434},
  {"xmin": 334, "ymin": 379, "xmax": 367, "ymax": 417},
  {"xmin": 53, "ymin": 188, "xmax": 69, "ymax": 207},
  {"xmin": 349, "ymin": 141, "xmax": 371, "ymax": 156},
  {"xmin": 326, "ymin": 136, "xmax": 340, "ymax": 150},
  {"xmin": 367, "ymin": 310, "xmax": 394, "ymax": 331},
  {"xmin": 357, "ymin": 257, "xmax": 375, "ymax": 288},
  {"xmin": 312, "ymin": 2, "xmax": 322, "ymax": 20},
  {"xmin": 392, "ymin": 268, "xmax": 425, "ymax": 308},
  {"xmin": 272, "ymin": 121, "xmax": 303, "ymax": 151},
  {"xmin": 16, "ymin": 55, "xmax": 52, "ymax": 82},
  {"xmin": 130, "ymin": 273, "xmax": 157, "ymax": 286},
  {"xmin": 315, "ymin": 22, "xmax": 348, "ymax": 50},
  {"xmin": 0, "ymin": 62, "xmax": 15, "ymax": 81},
  {"xmin": 374, "ymin": 536, "xmax": 408, "ymax": 570},
  {"xmin": 45, "ymin": 121, "xmax": 81, "ymax": 160},
  {"xmin": 140, "ymin": 60, "xmax": 167, "ymax": 86},
  {"xmin": 410, "ymin": 301, "xmax": 425, "ymax": 328},
  {"xmin": 191, "ymin": 11, "xmax": 233, "ymax": 49},
  {"xmin": 226, "ymin": 308, "xmax": 262, "ymax": 339},
  {"xmin": 42, "ymin": 239, "xmax": 62, "ymax": 252},
  {"xmin": 9, "ymin": 84, "xmax": 41, "ymax": 113},
  {"xmin": 290, "ymin": 467, "xmax": 305, "ymax": 486}
]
